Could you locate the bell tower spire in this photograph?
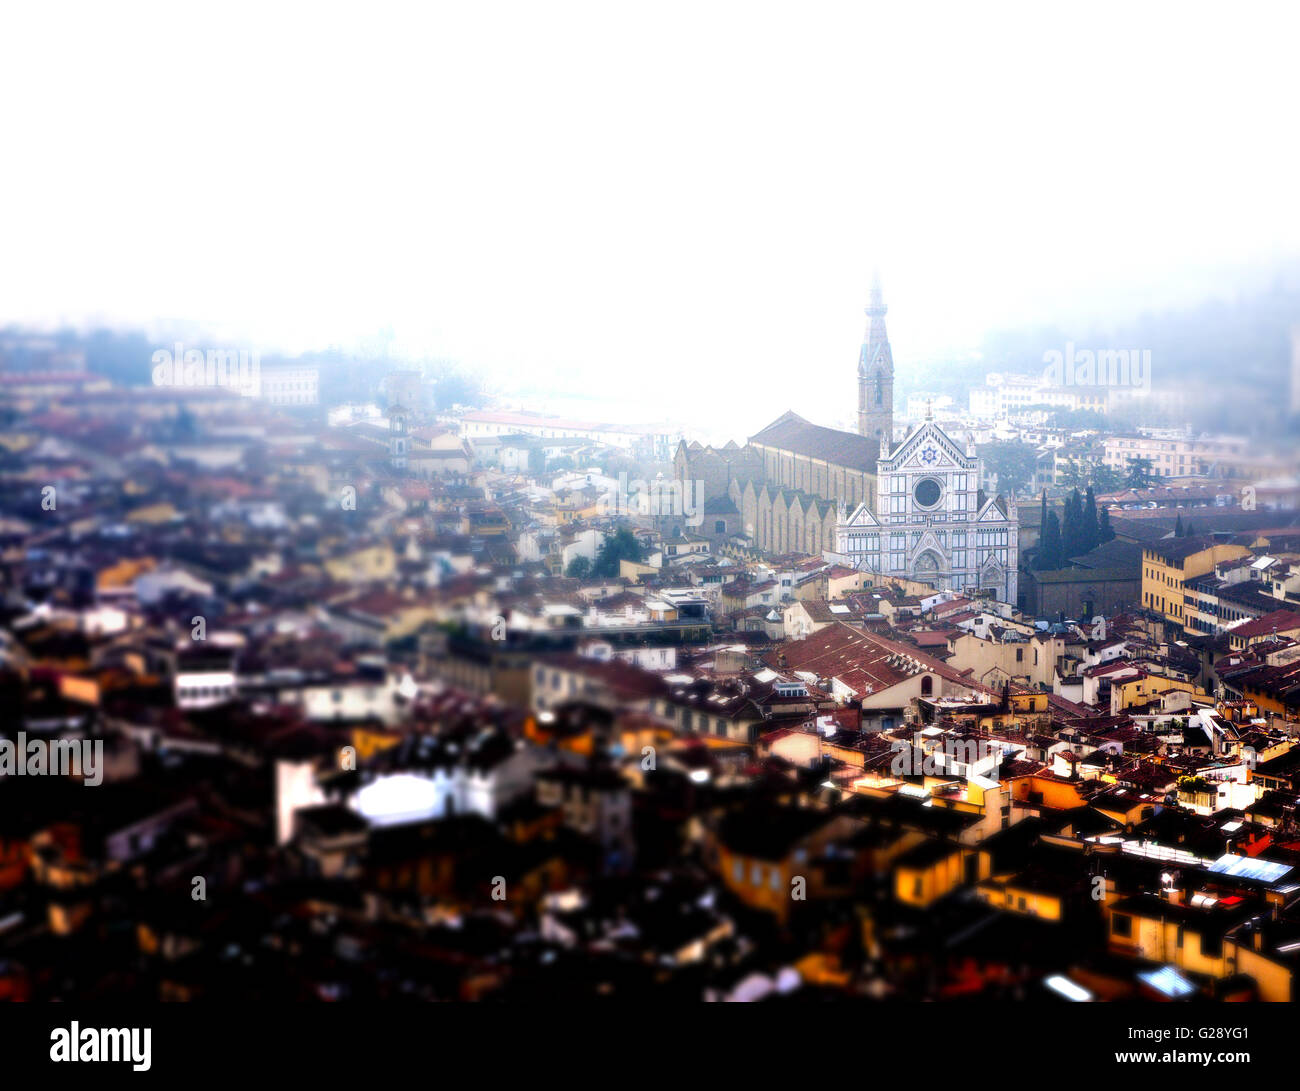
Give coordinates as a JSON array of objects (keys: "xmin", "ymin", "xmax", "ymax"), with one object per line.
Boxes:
[{"xmin": 857, "ymin": 270, "xmax": 894, "ymax": 445}]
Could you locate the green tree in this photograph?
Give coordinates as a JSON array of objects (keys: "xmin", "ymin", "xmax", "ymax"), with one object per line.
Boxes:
[
  {"xmin": 1036, "ymin": 509, "xmax": 1063, "ymax": 571},
  {"xmin": 428, "ymin": 361, "xmax": 485, "ymax": 410},
  {"xmin": 565, "ymin": 556, "xmax": 592, "ymax": 579},
  {"xmin": 977, "ymin": 441, "xmax": 1039, "ymax": 497},
  {"xmin": 1091, "ymin": 463, "xmax": 1123, "ymax": 493},
  {"xmin": 1174, "ymin": 513, "xmax": 1185, "ymax": 537},
  {"xmin": 1098, "ymin": 504, "xmax": 1115, "ymax": 543},
  {"xmin": 1061, "ymin": 489, "xmax": 1085, "ymax": 558},
  {"xmin": 592, "ymin": 525, "xmax": 645, "ymax": 577},
  {"xmin": 1125, "ymin": 456, "xmax": 1155, "ymax": 489},
  {"xmin": 1082, "ymin": 486, "xmax": 1100, "ymax": 553}
]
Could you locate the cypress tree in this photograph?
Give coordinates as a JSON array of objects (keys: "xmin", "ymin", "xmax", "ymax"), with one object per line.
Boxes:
[
  {"xmin": 1099, "ymin": 504, "xmax": 1115, "ymax": 543},
  {"xmin": 1061, "ymin": 489, "xmax": 1084, "ymax": 558},
  {"xmin": 1036, "ymin": 491, "xmax": 1049, "ymax": 570},
  {"xmin": 1082, "ymin": 486, "xmax": 1100, "ymax": 552},
  {"xmin": 1036, "ymin": 509, "xmax": 1063, "ymax": 570},
  {"xmin": 1174, "ymin": 513, "xmax": 1185, "ymax": 537}
]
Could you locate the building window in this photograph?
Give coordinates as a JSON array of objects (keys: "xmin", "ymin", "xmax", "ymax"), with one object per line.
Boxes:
[{"xmin": 914, "ymin": 478, "xmax": 942, "ymax": 508}]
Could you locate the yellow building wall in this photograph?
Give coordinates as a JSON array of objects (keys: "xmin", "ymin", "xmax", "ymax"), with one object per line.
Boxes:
[
  {"xmin": 1244, "ymin": 683, "xmax": 1300, "ymax": 720},
  {"xmin": 58, "ymin": 675, "xmax": 100, "ymax": 706},
  {"xmin": 717, "ymin": 847, "xmax": 792, "ymax": 921},
  {"xmin": 1008, "ymin": 775, "xmax": 1089, "ymax": 810},
  {"xmin": 1142, "ymin": 544, "xmax": 1250, "ymax": 625},
  {"xmin": 350, "ymin": 727, "xmax": 403, "ymax": 761},
  {"xmin": 1113, "ymin": 675, "xmax": 1198, "ymax": 710},
  {"xmin": 126, "ymin": 502, "xmax": 179, "ymax": 525},
  {"xmin": 979, "ymin": 884, "xmax": 1063, "ymax": 920},
  {"xmin": 1011, "ymin": 692, "xmax": 1049, "ymax": 713},
  {"xmin": 96, "ymin": 556, "xmax": 157, "ymax": 591},
  {"xmin": 325, "ymin": 545, "xmax": 397, "ymax": 583},
  {"xmin": 896, "ymin": 850, "xmax": 965, "ymax": 908},
  {"xmin": 1109, "ymin": 910, "xmax": 1232, "ymax": 979},
  {"xmin": 1231, "ymin": 943, "xmax": 1293, "ymax": 1002}
]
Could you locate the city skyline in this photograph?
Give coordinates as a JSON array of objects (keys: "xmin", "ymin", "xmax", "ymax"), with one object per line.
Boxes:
[{"xmin": 5, "ymin": 0, "xmax": 1300, "ymax": 1050}]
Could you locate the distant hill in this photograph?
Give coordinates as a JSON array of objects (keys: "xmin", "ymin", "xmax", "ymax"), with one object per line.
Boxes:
[
  {"xmin": 0, "ymin": 326, "xmax": 487, "ymax": 411},
  {"xmin": 907, "ymin": 261, "xmax": 1300, "ymax": 434}
]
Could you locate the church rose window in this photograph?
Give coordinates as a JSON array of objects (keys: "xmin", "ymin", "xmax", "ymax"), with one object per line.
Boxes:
[{"xmin": 913, "ymin": 478, "xmax": 941, "ymax": 508}]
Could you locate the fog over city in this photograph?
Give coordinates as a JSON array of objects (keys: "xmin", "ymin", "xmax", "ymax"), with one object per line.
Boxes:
[{"xmin": 3, "ymin": 2, "xmax": 1299, "ymax": 438}]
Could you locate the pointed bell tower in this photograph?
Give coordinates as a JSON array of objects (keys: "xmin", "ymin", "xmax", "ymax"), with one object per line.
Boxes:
[
  {"xmin": 857, "ymin": 270, "xmax": 894, "ymax": 446},
  {"xmin": 389, "ymin": 394, "xmax": 409, "ymax": 472}
]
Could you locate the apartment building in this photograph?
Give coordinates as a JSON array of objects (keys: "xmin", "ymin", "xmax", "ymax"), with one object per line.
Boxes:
[
  {"xmin": 1141, "ymin": 537, "xmax": 1252, "ymax": 630},
  {"xmin": 1103, "ymin": 433, "xmax": 1250, "ymax": 480}
]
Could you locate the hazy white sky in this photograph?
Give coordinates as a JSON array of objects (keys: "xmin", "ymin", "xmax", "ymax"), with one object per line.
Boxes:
[{"xmin": 3, "ymin": 1, "xmax": 1298, "ymax": 434}]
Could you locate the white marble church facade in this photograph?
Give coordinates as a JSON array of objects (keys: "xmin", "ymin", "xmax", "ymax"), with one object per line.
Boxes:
[{"xmin": 835, "ymin": 417, "xmax": 1018, "ymax": 604}]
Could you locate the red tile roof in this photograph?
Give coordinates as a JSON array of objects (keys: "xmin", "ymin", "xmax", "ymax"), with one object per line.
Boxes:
[{"xmin": 764, "ymin": 621, "xmax": 997, "ymax": 699}]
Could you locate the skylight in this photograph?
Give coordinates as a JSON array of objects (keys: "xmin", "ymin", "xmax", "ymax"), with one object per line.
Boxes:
[
  {"xmin": 1206, "ymin": 854, "xmax": 1292, "ymax": 883},
  {"xmin": 1138, "ymin": 966, "xmax": 1197, "ymax": 999}
]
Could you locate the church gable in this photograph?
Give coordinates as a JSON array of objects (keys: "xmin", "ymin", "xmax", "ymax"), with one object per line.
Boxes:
[
  {"xmin": 842, "ymin": 502, "xmax": 880, "ymax": 528},
  {"xmin": 900, "ymin": 439, "xmax": 960, "ymax": 470},
  {"xmin": 882, "ymin": 420, "xmax": 970, "ymax": 471},
  {"xmin": 910, "ymin": 530, "xmax": 947, "ymax": 563}
]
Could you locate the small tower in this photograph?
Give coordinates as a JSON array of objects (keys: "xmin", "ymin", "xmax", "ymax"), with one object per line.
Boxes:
[
  {"xmin": 389, "ymin": 404, "xmax": 409, "ymax": 471},
  {"xmin": 857, "ymin": 271, "xmax": 894, "ymax": 445}
]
